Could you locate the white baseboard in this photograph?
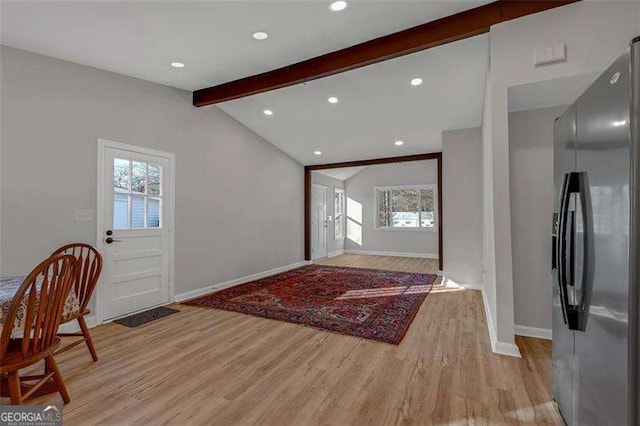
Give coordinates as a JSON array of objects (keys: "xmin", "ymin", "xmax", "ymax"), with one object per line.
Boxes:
[
  {"xmin": 515, "ymin": 325, "xmax": 552, "ymax": 340},
  {"xmin": 59, "ymin": 315, "xmax": 98, "ymax": 332},
  {"xmin": 478, "ymin": 289, "xmax": 521, "ymax": 358},
  {"xmin": 458, "ymin": 283, "xmax": 483, "ymax": 291},
  {"xmin": 494, "ymin": 341, "xmax": 523, "ymax": 357},
  {"xmin": 328, "ymin": 249, "xmax": 344, "ymax": 258},
  {"xmin": 344, "ymin": 249, "xmax": 438, "ymax": 259},
  {"xmin": 174, "ymin": 261, "xmax": 311, "ymax": 302},
  {"xmin": 443, "ymin": 277, "xmax": 521, "ymax": 358}
]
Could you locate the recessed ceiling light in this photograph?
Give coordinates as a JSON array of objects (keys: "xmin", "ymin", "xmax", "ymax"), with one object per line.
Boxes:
[
  {"xmin": 314, "ymin": 150, "xmax": 323, "ymax": 155},
  {"xmin": 410, "ymin": 78, "xmax": 423, "ymax": 86},
  {"xmin": 170, "ymin": 62, "xmax": 185, "ymax": 68},
  {"xmin": 328, "ymin": 96, "xmax": 339, "ymax": 104},
  {"xmin": 329, "ymin": 1, "xmax": 348, "ymax": 12},
  {"xmin": 394, "ymin": 140, "xmax": 404, "ymax": 146},
  {"xmin": 613, "ymin": 120, "xmax": 627, "ymax": 127},
  {"xmin": 253, "ymin": 31, "xmax": 268, "ymax": 40},
  {"xmin": 263, "ymin": 109, "xmax": 273, "ymax": 116}
]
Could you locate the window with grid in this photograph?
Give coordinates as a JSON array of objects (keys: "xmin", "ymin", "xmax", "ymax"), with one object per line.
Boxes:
[
  {"xmin": 113, "ymin": 158, "xmax": 162, "ymax": 230},
  {"xmin": 375, "ymin": 185, "xmax": 436, "ymax": 230}
]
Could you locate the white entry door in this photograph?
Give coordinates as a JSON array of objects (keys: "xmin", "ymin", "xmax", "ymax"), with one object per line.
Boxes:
[
  {"xmin": 312, "ymin": 184, "xmax": 328, "ymax": 260},
  {"xmin": 98, "ymin": 140, "xmax": 174, "ymax": 321}
]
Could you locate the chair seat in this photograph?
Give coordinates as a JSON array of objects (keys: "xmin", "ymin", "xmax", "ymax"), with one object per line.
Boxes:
[{"xmin": 0, "ymin": 338, "xmax": 61, "ymax": 373}]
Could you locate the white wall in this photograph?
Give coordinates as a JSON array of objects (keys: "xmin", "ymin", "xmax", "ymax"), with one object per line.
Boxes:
[
  {"xmin": 483, "ymin": 1, "xmax": 640, "ymax": 349},
  {"xmin": 311, "ymin": 172, "xmax": 345, "ymax": 256},
  {"xmin": 509, "ymin": 105, "xmax": 567, "ymax": 332},
  {"xmin": 442, "ymin": 127, "xmax": 483, "ymax": 285},
  {"xmin": 344, "ymin": 160, "xmax": 438, "ymax": 257},
  {"xmin": 481, "ymin": 68, "xmax": 498, "ymax": 343},
  {"xmin": 0, "ymin": 46, "xmax": 304, "ymax": 295}
]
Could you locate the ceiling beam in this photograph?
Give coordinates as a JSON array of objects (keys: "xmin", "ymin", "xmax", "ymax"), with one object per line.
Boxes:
[
  {"xmin": 193, "ymin": 0, "xmax": 578, "ymax": 107},
  {"xmin": 305, "ymin": 152, "xmax": 441, "ymax": 171}
]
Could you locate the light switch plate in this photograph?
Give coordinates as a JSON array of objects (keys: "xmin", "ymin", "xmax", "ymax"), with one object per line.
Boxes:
[
  {"xmin": 534, "ymin": 43, "xmax": 566, "ymax": 66},
  {"xmin": 74, "ymin": 208, "xmax": 94, "ymax": 222}
]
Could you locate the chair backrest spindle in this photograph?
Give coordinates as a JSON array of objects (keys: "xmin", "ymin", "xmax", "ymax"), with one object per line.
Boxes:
[{"xmin": 51, "ymin": 243, "xmax": 103, "ymax": 312}]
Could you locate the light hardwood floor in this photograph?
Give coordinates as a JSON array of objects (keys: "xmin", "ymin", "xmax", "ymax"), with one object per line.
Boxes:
[{"xmin": 9, "ymin": 254, "xmax": 561, "ymax": 425}]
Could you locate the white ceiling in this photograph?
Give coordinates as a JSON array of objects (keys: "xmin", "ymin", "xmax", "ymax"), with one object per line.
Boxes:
[
  {"xmin": 315, "ymin": 166, "xmax": 368, "ymax": 181},
  {"xmin": 220, "ymin": 34, "xmax": 489, "ymax": 164},
  {"xmin": 508, "ymin": 72, "xmax": 600, "ymax": 113},
  {"xmin": 2, "ymin": 1, "xmax": 490, "ymax": 166},
  {"xmin": 1, "ymin": 0, "xmax": 491, "ymax": 92}
]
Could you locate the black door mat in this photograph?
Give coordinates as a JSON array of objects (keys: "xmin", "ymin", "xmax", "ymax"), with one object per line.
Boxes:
[{"xmin": 114, "ymin": 306, "xmax": 179, "ymax": 327}]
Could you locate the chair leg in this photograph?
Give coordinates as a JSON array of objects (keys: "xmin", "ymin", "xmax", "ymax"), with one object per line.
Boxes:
[
  {"xmin": 8, "ymin": 371, "xmax": 22, "ymax": 405},
  {"xmin": 45, "ymin": 355, "xmax": 70, "ymax": 404},
  {"xmin": 78, "ymin": 316, "xmax": 98, "ymax": 361}
]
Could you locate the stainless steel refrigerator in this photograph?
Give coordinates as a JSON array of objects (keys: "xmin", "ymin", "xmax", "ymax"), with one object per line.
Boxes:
[{"xmin": 552, "ymin": 36, "xmax": 639, "ymax": 426}]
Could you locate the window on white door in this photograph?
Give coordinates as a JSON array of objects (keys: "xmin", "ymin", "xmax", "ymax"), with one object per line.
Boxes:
[
  {"xmin": 375, "ymin": 185, "xmax": 437, "ymax": 230},
  {"xmin": 113, "ymin": 158, "xmax": 163, "ymax": 230},
  {"xmin": 334, "ymin": 188, "xmax": 345, "ymax": 240}
]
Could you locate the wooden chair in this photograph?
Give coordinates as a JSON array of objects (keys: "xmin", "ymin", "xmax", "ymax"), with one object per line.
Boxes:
[
  {"xmin": 51, "ymin": 243, "xmax": 102, "ymax": 361},
  {"xmin": 0, "ymin": 254, "xmax": 77, "ymax": 405}
]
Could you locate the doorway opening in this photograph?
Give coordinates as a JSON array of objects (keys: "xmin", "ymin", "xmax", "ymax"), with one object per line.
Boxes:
[{"xmin": 305, "ymin": 152, "xmax": 443, "ymax": 271}]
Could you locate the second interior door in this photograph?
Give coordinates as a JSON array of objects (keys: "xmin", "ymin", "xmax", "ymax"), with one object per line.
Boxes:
[{"xmin": 312, "ymin": 184, "xmax": 328, "ymax": 260}]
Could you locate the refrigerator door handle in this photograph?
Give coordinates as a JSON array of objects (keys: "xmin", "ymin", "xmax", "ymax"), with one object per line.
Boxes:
[
  {"xmin": 556, "ymin": 173, "xmax": 572, "ymax": 325},
  {"xmin": 574, "ymin": 171, "xmax": 595, "ymax": 332},
  {"xmin": 568, "ymin": 210, "xmax": 576, "ymax": 288},
  {"xmin": 558, "ymin": 171, "xmax": 594, "ymax": 331}
]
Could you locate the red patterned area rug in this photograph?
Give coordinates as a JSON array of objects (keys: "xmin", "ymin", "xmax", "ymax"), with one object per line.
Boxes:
[{"xmin": 184, "ymin": 264, "xmax": 436, "ymax": 344}]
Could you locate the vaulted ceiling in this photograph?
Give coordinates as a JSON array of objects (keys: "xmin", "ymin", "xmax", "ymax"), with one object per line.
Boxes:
[
  {"xmin": 219, "ymin": 35, "xmax": 489, "ymax": 164},
  {"xmin": 2, "ymin": 1, "xmax": 493, "ymax": 165}
]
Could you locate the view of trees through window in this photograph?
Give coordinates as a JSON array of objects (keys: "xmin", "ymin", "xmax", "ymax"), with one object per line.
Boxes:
[{"xmin": 376, "ymin": 186, "xmax": 435, "ymax": 228}]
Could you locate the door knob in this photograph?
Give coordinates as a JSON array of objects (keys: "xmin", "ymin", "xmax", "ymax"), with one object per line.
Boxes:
[{"xmin": 105, "ymin": 237, "xmax": 121, "ymax": 244}]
